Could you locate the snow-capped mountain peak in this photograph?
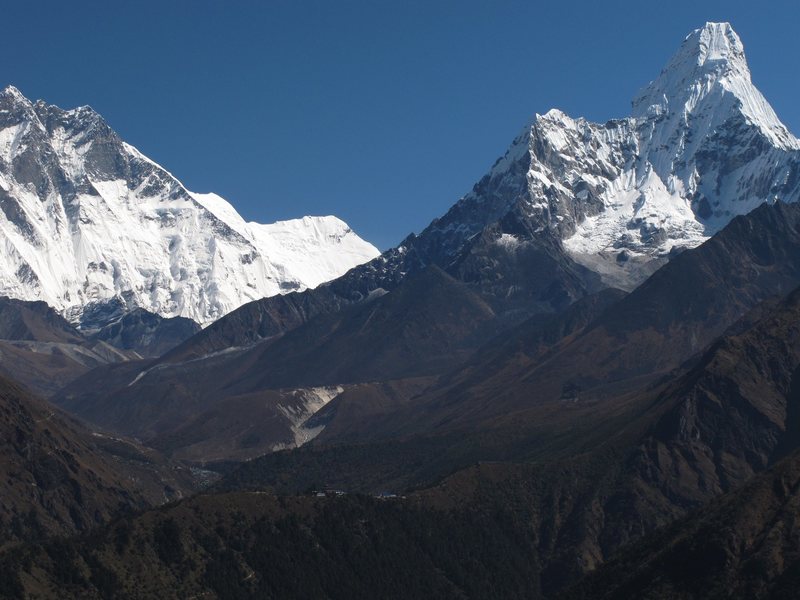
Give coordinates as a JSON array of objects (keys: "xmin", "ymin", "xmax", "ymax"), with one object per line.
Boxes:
[
  {"xmin": 669, "ymin": 21, "xmax": 745, "ymax": 73},
  {"xmin": 632, "ymin": 22, "xmax": 798, "ymax": 150},
  {"xmin": 1, "ymin": 85, "xmax": 26, "ymax": 103},
  {"xmin": 351, "ymin": 23, "xmax": 800, "ymax": 296},
  {"xmin": 522, "ymin": 23, "xmax": 797, "ymax": 286},
  {"xmin": 0, "ymin": 87, "xmax": 380, "ymax": 326}
]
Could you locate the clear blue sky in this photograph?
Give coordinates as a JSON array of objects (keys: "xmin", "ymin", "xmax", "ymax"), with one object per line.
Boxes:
[{"xmin": 2, "ymin": 0, "xmax": 799, "ymax": 249}]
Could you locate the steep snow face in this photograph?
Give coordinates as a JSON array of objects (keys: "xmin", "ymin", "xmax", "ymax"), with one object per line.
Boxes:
[
  {"xmin": 191, "ymin": 193, "xmax": 376, "ymax": 291},
  {"xmin": 0, "ymin": 88, "xmax": 379, "ymax": 325},
  {"xmin": 514, "ymin": 22, "xmax": 800, "ymax": 281},
  {"xmin": 631, "ymin": 22, "xmax": 795, "ymax": 149}
]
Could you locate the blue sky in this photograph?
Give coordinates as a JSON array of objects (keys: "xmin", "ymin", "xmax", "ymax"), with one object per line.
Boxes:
[{"xmin": 2, "ymin": 0, "xmax": 799, "ymax": 249}]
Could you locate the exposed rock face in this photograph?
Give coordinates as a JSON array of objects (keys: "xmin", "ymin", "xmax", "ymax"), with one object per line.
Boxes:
[{"xmin": 85, "ymin": 307, "xmax": 201, "ymax": 358}]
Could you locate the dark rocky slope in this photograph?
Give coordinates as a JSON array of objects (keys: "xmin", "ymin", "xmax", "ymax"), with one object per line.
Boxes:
[
  {"xmin": 561, "ymin": 448, "xmax": 800, "ymax": 600},
  {"xmin": 53, "ymin": 268, "xmax": 501, "ymax": 458},
  {"xmin": 342, "ymin": 200, "xmax": 800, "ymax": 440},
  {"xmin": 0, "ymin": 296, "xmax": 133, "ymax": 396},
  {"xmin": 215, "ymin": 276, "xmax": 800, "ymax": 594},
  {"xmin": 84, "ymin": 306, "xmax": 201, "ymax": 358},
  {"xmin": 0, "ymin": 375, "xmax": 199, "ymax": 548}
]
